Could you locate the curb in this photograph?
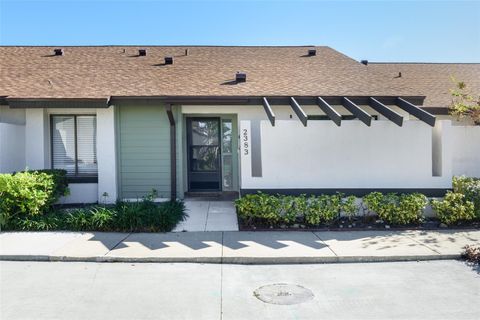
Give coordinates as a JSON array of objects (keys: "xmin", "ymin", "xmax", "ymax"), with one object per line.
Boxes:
[{"xmin": 0, "ymin": 254, "xmax": 461, "ymax": 264}]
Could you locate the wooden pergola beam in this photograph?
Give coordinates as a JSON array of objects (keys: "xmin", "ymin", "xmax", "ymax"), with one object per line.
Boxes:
[
  {"xmin": 317, "ymin": 97, "xmax": 341, "ymax": 126},
  {"xmin": 396, "ymin": 98, "xmax": 436, "ymax": 127},
  {"xmin": 290, "ymin": 97, "xmax": 308, "ymax": 126},
  {"xmin": 262, "ymin": 97, "xmax": 275, "ymax": 126},
  {"xmin": 342, "ymin": 97, "xmax": 372, "ymax": 126},
  {"xmin": 369, "ymin": 97, "xmax": 403, "ymax": 126}
]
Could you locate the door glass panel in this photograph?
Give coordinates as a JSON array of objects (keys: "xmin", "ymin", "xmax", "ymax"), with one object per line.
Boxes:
[
  {"xmin": 222, "ymin": 155, "xmax": 233, "ymax": 189},
  {"xmin": 192, "ymin": 120, "xmax": 219, "ymax": 146},
  {"xmin": 222, "ymin": 120, "xmax": 232, "ymax": 153},
  {"xmin": 191, "ymin": 146, "xmax": 219, "ymax": 171}
]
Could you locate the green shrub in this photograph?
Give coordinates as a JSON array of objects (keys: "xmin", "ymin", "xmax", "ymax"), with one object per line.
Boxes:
[
  {"xmin": 28, "ymin": 169, "xmax": 70, "ymax": 203},
  {"xmin": 453, "ymin": 176, "xmax": 480, "ymax": 218},
  {"xmin": 0, "ymin": 172, "xmax": 56, "ymax": 226},
  {"xmin": 235, "ymin": 192, "xmax": 283, "ymax": 226},
  {"xmin": 342, "ymin": 195, "xmax": 358, "ymax": 220},
  {"xmin": 363, "ymin": 192, "xmax": 428, "ymax": 225},
  {"xmin": 304, "ymin": 194, "xmax": 342, "ymax": 225},
  {"xmin": 363, "ymin": 192, "xmax": 383, "ymax": 214},
  {"xmin": 0, "ymin": 170, "xmax": 70, "ymax": 227},
  {"xmin": 431, "ymin": 192, "xmax": 475, "ymax": 225}
]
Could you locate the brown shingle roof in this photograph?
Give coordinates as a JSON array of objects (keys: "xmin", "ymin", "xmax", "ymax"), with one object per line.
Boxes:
[
  {"xmin": 368, "ymin": 63, "xmax": 480, "ymax": 107},
  {"xmin": 0, "ymin": 46, "xmax": 477, "ymax": 107}
]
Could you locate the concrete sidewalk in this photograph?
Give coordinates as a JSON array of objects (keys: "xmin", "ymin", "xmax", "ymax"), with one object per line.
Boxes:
[{"xmin": 1, "ymin": 230, "xmax": 479, "ymax": 264}]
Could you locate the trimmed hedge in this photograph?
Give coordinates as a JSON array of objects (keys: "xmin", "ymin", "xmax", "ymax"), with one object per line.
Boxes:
[
  {"xmin": 363, "ymin": 192, "xmax": 428, "ymax": 225},
  {"xmin": 236, "ymin": 192, "xmax": 430, "ymax": 227},
  {"xmin": 431, "ymin": 192, "xmax": 475, "ymax": 225},
  {"xmin": 235, "ymin": 192, "xmax": 357, "ymax": 227},
  {"xmin": 453, "ymin": 176, "xmax": 480, "ymax": 218}
]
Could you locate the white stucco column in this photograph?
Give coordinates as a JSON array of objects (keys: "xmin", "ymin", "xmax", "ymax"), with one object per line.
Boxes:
[
  {"xmin": 25, "ymin": 108, "xmax": 48, "ymax": 170},
  {"xmin": 96, "ymin": 106, "xmax": 117, "ymax": 203}
]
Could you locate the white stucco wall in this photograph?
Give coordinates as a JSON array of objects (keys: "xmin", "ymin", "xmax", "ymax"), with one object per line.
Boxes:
[
  {"xmin": 450, "ymin": 125, "xmax": 480, "ymax": 177},
  {"xmin": 96, "ymin": 106, "xmax": 117, "ymax": 203},
  {"xmin": 25, "ymin": 108, "xmax": 49, "ymax": 169},
  {"xmin": 58, "ymin": 183, "xmax": 99, "ymax": 204},
  {"xmin": 240, "ymin": 119, "xmax": 453, "ymax": 189},
  {"xmin": 0, "ymin": 123, "xmax": 26, "ymax": 173}
]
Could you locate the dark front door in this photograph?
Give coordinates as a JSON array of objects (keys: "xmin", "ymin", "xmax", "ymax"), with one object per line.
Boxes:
[{"xmin": 187, "ymin": 117, "xmax": 221, "ymax": 191}]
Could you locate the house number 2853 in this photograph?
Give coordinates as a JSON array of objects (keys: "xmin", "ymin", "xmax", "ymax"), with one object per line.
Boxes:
[{"xmin": 242, "ymin": 129, "xmax": 249, "ymax": 155}]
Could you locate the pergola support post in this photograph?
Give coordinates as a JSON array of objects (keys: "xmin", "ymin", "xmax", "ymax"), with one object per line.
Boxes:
[{"xmin": 166, "ymin": 104, "xmax": 177, "ymax": 201}]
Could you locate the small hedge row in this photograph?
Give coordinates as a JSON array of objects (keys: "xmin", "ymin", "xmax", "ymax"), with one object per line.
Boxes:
[
  {"xmin": 236, "ymin": 177, "xmax": 480, "ymax": 228},
  {"xmin": 0, "ymin": 170, "xmax": 69, "ymax": 226},
  {"xmin": 235, "ymin": 192, "xmax": 429, "ymax": 227},
  {"xmin": 235, "ymin": 193, "xmax": 357, "ymax": 227}
]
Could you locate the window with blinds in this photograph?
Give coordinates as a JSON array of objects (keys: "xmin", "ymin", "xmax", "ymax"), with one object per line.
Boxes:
[{"xmin": 51, "ymin": 115, "xmax": 97, "ymax": 177}]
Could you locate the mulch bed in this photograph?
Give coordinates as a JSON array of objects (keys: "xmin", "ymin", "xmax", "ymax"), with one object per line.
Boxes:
[{"xmin": 238, "ymin": 216, "xmax": 480, "ymax": 232}]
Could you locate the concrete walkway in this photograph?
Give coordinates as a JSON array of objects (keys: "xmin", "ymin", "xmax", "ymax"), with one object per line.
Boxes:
[
  {"xmin": 173, "ymin": 200, "xmax": 239, "ymax": 232},
  {"xmin": 1, "ymin": 229, "xmax": 479, "ymax": 263}
]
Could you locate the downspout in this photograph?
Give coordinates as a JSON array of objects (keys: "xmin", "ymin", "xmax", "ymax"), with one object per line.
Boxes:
[{"xmin": 166, "ymin": 104, "xmax": 177, "ymax": 201}]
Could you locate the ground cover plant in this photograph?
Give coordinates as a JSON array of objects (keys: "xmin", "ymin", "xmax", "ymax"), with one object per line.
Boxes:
[{"xmin": 1, "ymin": 176, "xmax": 187, "ymax": 232}]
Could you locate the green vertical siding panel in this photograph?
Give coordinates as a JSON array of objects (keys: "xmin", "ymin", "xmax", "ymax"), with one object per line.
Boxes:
[{"xmin": 118, "ymin": 104, "xmax": 171, "ymax": 199}]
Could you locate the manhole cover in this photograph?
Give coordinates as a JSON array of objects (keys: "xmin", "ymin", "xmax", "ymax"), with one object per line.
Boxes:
[{"xmin": 253, "ymin": 283, "xmax": 314, "ymax": 305}]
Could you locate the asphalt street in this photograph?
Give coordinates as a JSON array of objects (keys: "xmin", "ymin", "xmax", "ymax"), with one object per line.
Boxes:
[{"xmin": 1, "ymin": 260, "xmax": 479, "ymax": 320}]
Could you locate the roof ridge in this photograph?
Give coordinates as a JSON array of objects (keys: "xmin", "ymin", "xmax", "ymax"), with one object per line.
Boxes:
[
  {"xmin": 369, "ymin": 62, "xmax": 480, "ymax": 65},
  {"xmin": 0, "ymin": 45, "xmax": 322, "ymax": 48}
]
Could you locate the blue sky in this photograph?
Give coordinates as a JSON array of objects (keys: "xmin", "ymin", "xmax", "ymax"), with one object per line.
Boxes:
[{"xmin": 0, "ymin": 0, "xmax": 479, "ymax": 62}]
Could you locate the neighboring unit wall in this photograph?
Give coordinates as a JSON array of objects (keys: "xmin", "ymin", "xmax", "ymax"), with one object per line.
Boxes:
[
  {"xmin": 450, "ymin": 125, "xmax": 480, "ymax": 177},
  {"xmin": 0, "ymin": 106, "xmax": 26, "ymax": 173},
  {"xmin": 0, "ymin": 123, "xmax": 25, "ymax": 173},
  {"xmin": 117, "ymin": 103, "xmax": 172, "ymax": 199}
]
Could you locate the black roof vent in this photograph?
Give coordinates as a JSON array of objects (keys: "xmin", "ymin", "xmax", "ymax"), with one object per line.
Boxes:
[
  {"xmin": 53, "ymin": 48, "xmax": 63, "ymax": 56},
  {"xmin": 138, "ymin": 49, "xmax": 147, "ymax": 56},
  {"xmin": 164, "ymin": 56, "xmax": 173, "ymax": 65},
  {"xmin": 185, "ymin": 49, "xmax": 188, "ymax": 56},
  {"xmin": 308, "ymin": 49, "xmax": 316, "ymax": 56},
  {"xmin": 236, "ymin": 72, "xmax": 246, "ymax": 83},
  {"xmin": 361, "ymin": 60, "xmax": 368, "ymax": 65}
]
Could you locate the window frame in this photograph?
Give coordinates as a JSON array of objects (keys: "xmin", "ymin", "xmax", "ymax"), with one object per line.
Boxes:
[{"xmin": 50, "ymin": 114, "xmax": 98, "ymax": 183}]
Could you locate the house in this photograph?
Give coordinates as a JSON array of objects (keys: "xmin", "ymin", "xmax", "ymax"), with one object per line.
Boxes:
[{"xmin": 0, "ymin": 46, "xmax": 479, "ymax": 204}]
